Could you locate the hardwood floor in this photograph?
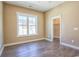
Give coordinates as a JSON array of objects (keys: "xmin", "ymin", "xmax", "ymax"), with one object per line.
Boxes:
[{"xmin": 1, "ymin": 38, "xmax": 79, "ymax": 57}]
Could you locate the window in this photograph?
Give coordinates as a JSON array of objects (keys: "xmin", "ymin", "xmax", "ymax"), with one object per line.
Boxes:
[
  {"xmin": 29, "ymin": 16, "xmax": 37, "ymax": 35},
  {"xmin": 17, "ymin": 13, "xmax": 38, "ymax": 37}
]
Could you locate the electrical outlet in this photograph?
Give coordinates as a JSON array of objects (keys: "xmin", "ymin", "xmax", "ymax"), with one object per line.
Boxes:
[{"xmin": 72, "ymin": 40, "xmax": 74, "ymax": 43}]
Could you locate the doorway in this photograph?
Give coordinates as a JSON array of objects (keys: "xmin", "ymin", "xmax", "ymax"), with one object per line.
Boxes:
[
  {"xmin": 53, "ymin": 18, "xmax": 60, "ymax": 42},
  {"xmin": 50, "ymin": 15, "xmax": 61, "ymax": 43}
]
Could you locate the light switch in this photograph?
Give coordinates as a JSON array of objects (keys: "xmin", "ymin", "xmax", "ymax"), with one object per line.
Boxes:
[{"xmin": 73, "ymin": 28, "xmax": 78, "ymax": 30}]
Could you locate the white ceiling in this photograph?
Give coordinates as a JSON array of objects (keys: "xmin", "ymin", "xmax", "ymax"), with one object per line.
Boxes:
[{"xmin": 4, "ymin": 1, "xmax": 64, "ymax": 12}]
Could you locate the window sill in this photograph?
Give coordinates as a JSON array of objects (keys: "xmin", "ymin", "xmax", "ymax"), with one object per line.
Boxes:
[{"xmin": 17, "ymin": 34, "xmax": 38, "ymax": 37}]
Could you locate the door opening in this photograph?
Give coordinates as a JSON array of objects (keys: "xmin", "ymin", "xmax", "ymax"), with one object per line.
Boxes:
[
  {"xmin": 50, "ymin": 15, "xmax": 61, "ymax": 43},
  {"xmin": 53, "ymin": 18, "xmax": 60, "ymax": 42}
]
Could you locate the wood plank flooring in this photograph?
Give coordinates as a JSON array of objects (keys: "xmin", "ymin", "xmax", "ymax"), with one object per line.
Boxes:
[{"xmin": 1, "ymin": 38, "xmax": 79, "ymax": 57}]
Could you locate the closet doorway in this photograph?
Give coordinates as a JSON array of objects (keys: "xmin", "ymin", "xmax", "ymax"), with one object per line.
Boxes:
[{"xmin": 50, "ymin": 15, "xmax": 61, "ymax": 43}]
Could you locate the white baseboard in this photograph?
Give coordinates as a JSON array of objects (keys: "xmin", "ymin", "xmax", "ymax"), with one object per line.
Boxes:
[
  {"xmin": 60, "ymin": 42, "xmax": 79, "ymax": 50},
  {"xmin": 0, "ymin": 46, "xmax": 4, "ymax": 56},
  {"xmin": 4, "ymin": 38, "xmax": 46, "ymax": 47},
  {"xmin": 45, "ymin": 38, "xmax": 53, "ymax": 42}
]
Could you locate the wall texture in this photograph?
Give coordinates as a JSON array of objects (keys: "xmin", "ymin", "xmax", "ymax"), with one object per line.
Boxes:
[
  {"xmin": 45, "ymin": 2, "xmax": 79, "ymax": 47},
  {"xmin": 3, "ymin": 3, "xmax": 45, "ymax": 44},
  {"xmin": 0, "ymin": 2, "xmax": 3, "ymax": 50}
]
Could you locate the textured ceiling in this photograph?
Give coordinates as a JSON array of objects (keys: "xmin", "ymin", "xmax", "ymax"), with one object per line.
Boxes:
[{"xmin": 4, "ymin": 1, "xmax": 64, "ymax": 12}]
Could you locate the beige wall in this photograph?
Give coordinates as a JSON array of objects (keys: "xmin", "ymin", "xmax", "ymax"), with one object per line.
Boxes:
[
  {"xmin": 45, "ymin": 2, "xmax": 79, "ymax": 47},
  {"xmin": 0, "ymin": 2, "xmax": 3, "ymax": 49},
  {"xmin": 3, "ymin": 3, "xmax": 45, "ymax": 44}
]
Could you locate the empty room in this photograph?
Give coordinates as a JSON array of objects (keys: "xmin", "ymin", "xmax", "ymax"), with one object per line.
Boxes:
[{"xmin": 1, "ymin": 1, "xmax": 79, "ymax": 57}]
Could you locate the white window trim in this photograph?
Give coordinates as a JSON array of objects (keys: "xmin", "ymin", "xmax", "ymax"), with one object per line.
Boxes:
[{"xmin": 16, "ymin": 12, "xmax": 38, "ymax": 37}]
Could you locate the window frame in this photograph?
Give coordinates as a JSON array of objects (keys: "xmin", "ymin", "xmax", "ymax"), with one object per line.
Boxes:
[{"xmin": 16, "ymin": 12, "xmax": 38, "ymax": 37}]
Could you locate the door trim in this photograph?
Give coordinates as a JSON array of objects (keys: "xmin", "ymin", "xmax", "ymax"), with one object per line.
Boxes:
[{"xmin": 50, "ymin": 15, "xmax": 62, "ymax": 42}]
